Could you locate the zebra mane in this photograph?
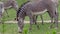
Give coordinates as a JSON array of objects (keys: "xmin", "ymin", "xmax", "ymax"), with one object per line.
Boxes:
[{"xmin": 17, "ymin": 1, "xmax": 30, "ymax": 20}]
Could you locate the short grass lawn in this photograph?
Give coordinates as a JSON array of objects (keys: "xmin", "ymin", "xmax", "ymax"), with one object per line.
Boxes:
[{"xmin": 0, "ymin": 23, "xmax": 60, "ymax": 34}]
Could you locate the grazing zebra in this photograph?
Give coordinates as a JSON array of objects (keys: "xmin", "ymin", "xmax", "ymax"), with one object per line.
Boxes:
[
  {"xmin": 17, "ymin": 0, "xmax": 58, "ymax": 33},
  {"xmin": 1, "ymin": 0, "xmax": 18, "ymax": 17},
  {"xmin": 0, "ymin": 0, "xmax": 18, "ymax": 23}
]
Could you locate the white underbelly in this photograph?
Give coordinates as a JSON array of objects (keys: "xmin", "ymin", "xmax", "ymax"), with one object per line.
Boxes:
[{"xmin": 32, "ymin": 9, "xmax": 47, "ymax": 15}]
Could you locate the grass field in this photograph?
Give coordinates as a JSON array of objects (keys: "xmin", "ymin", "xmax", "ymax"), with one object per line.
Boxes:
[
  {"xmin": 0, "ymin": 0, "xmax": 60, "ymax": 34},
  {"xmin": 0, "ymin": 23, "xmax": 60, "ymax": 34}
]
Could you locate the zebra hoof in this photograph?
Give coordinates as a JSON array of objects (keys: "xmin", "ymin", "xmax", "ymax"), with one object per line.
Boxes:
[
  {"xmin": 19, "ymin": 31, "xmax": 22, "ymax": 33},
  {"xmin": 37, "ymin": 25, "xmax": 40, "ymax": 29}
]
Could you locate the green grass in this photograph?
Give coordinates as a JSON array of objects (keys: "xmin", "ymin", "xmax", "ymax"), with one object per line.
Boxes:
[
  {"xmin": 0, "ymin": 23, "xmax": 60, "ymax": 34},
  {"xmin": 0, "ymin": 0, "xmax": 60, "ymax": 34}
]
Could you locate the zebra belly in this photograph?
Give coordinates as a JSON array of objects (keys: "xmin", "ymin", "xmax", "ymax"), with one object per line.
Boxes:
[{"xmin": 32, "ymin": 9, "xmax": 47, "ymax": 15}]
